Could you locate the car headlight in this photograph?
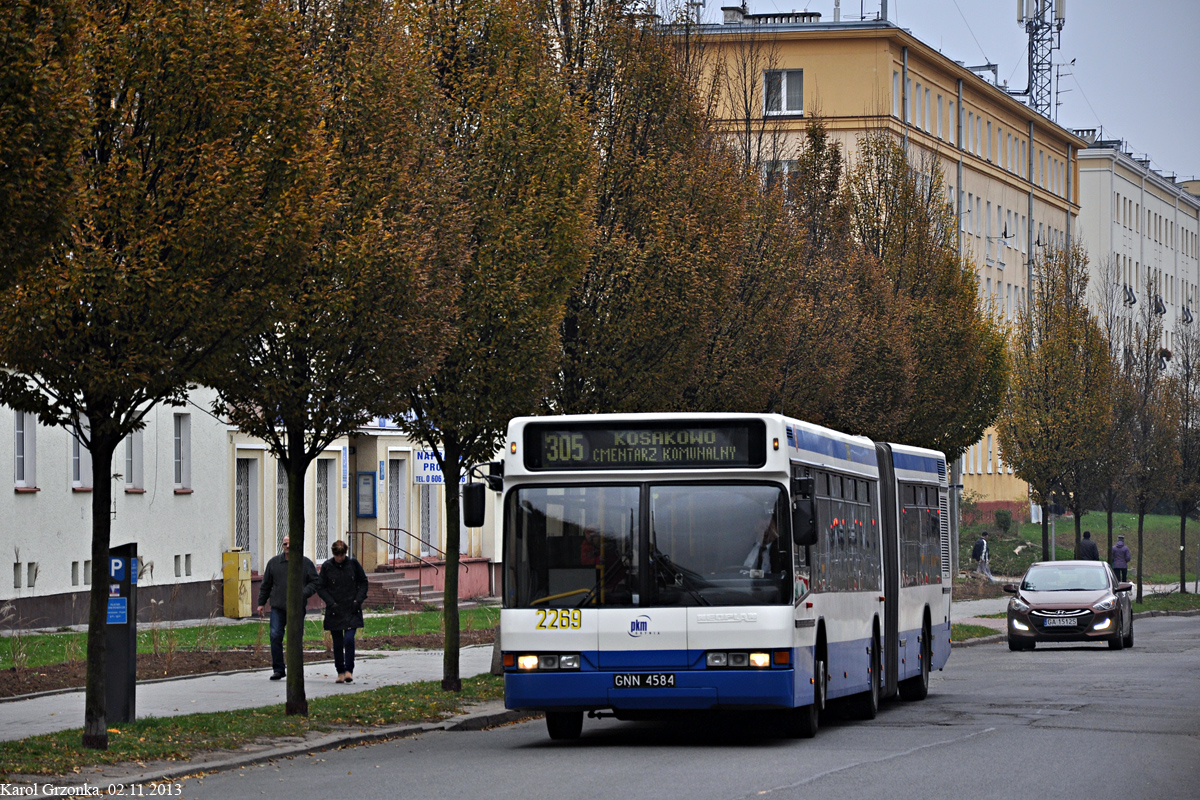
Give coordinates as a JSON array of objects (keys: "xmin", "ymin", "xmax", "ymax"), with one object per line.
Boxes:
[
  {"xmin": 1010, "ymin": 597, "xmax": 1030, "ymax": 613},
  {"xmin": 1093, "ymin": 595, "xmax": 1118, "ymax": 611}
]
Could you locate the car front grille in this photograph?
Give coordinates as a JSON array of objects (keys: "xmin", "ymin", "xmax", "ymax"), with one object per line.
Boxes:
[{"xmin": 1030, "ymin": 608, "xmax": 1094, "ymax": 631}]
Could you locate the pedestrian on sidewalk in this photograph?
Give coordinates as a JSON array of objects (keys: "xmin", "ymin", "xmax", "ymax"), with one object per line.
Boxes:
[
  {"xmin": 1111, "ymin": 535, "xmax": 1132, "ymax": 582},
  {"xmin": 257, "ymin": 536, "xmax": 319, "ymax": 680},
  {"xmin": 971, "ymin": 530, "xmax": 993, "ymax": 581},
  {"xmin": 317, "ymin": 539, "xmax": 368, "ymax": 684},
  {"xmin": 1078, "ymin": 530, "xmax": 1100, "ymax": 561}
]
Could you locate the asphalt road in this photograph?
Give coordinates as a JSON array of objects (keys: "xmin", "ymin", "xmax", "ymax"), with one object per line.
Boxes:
[{"xmin": 179, "ymin": 616, "xmax": 1200, "ymax": 800}]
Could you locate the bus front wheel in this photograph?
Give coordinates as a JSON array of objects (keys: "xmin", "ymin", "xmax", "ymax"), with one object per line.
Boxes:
[{"xmin": 545, "ymin": 711, "xmax": 583, "ymax": 741}]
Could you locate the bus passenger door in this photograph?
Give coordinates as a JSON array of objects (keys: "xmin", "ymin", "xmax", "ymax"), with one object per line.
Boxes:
[{"xmin": 875, "ymin": 443, "xmax": 900, "ymax": 698}]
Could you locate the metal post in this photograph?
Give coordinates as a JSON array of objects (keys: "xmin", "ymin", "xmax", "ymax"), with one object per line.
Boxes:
[{"xmin": 1050, "ymin": 515, "xmax": 1056, "ymax": 560}]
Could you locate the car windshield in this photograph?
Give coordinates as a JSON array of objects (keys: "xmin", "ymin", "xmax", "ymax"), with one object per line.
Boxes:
[
  {"xmin": 502, "ymin": 483, "xmax": 790, "ymax": 608},
  {"xmin": 1021, "ymin": 564, "xmax": 1109, "ymax": 592}
]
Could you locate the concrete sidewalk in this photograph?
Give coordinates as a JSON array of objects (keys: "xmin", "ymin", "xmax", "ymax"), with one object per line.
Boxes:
[{"xmin": 0, "ymin": 645, "xmax": 495, "ymax": 742}]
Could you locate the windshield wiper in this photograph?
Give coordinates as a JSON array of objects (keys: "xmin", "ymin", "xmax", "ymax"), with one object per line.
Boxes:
[{"xmin": 652, "ymin": 546, "xmax": 711, "ymax": 606}]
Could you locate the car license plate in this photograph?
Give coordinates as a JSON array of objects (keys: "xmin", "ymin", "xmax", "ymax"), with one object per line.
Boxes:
[
  {"xmin": 1043, "ymin": 617, "xmax": 1077, "ymax": 627},
  {"xmin": 613, "ymin": 673, "xmax": 676, "ymax": 689}
]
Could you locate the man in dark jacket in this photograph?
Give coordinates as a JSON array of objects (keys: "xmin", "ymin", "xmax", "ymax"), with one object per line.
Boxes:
[
  {"xmin": 1078, "ymin": 530, "xmax": 1100, "ymax": 561},
  {"xmin": 317, "ymin": 539, "xmax": 369, "ymax": 683},
  {"xmin": 257, "ymin": 536, "xmax": 319, "ymax": 680},
  {"xmin": 1111, "ymin": 535, "xmax": 1132, "ymax": 581},
  {"xmin": 971, "ymin": 531, "xmax": 992, "ymax": 580}
]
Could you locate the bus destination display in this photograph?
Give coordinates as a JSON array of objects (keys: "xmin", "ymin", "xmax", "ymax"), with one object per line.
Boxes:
[{"xmin": 523, "ymin": 421, "xmax": 766, "ymax": 470}]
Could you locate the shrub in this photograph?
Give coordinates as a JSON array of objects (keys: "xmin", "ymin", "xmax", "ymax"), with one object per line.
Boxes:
[{"xmin": 994, "ymin": 509, "xmax": 1012, "ymax": 534}]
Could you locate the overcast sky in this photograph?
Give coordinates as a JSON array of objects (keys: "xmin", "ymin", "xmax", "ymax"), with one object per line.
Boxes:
[{"xmin": 731, "ymin": 0, "xmax": 1200, "ymax": 179}]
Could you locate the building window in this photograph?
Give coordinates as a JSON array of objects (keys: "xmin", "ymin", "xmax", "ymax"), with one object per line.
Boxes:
[
  {"xmin": 764, "ymin": 69, "xmax": 802, "ymax": 115},
  {"xmin": 316, "ymin": 459, "xmax": 333, "ymax": 561},
  {"xmin": 174, "ymin": 554, "xmax": 182, "ymax": 578},
  {"xmin": 986, "ymin": 121, "xmax": 992, "ymax": 161},
  {"xmin": 72, "ymin": 561, "xmax": 80, "ymax": 586},
  {"xmin": 987, "ymin": 435, "xmax": 994, "ymax": 474},
  {"xmin": 949, "ymin": 101, "xmax": 956, "ymax": 145},
  {"xmin": 14, "ymin": 411, "xmax": 36, "ymax": 489},
  {"xmin": 276, "ymin": 460, "xmax": 289, "ymax": 553},
  {"xmin": 893, "ymin": 71, "xmax": 900, "ymax": 117},
  {"xmin": 185, "ymin": 554, "xmax": 192, "ymax": 577},
  {"xmin": 924, "ymin": 88, "xmax": 930, "ymax": 132},
  {"xmin": 83, "ymin": 559, "xmax": 91, "ymax": 584},
  {"xmin": 71, "ymin": 420, "xmax": 92, "ymax": 490},
  {"xmin": 173, "ymin": 413, "xmax": 191, "ymax": 490},
  {"xmin": 124, "ymin": 430, "xmax": 144, "ymax": 490},
  {"xmin": 12, "ymin": 562, "xmax": 20, "ymax": 589},
  {"xmin": 936, "ymin": 94, "xmax": 943, "ymax": 138},
  {"xmin": 26, "ymin": 562, "xmax": 37, "ymax": 589}
]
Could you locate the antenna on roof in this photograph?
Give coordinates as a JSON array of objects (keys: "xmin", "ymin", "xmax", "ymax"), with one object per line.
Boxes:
[{"xmin": 1012, "ymin": 0, "xmax": 1067, "ymax": 117}]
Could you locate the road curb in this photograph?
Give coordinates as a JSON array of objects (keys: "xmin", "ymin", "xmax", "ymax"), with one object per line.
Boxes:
[{"xmin": 5, "ymin": 703, "xmax": 540, "ymax": 790}]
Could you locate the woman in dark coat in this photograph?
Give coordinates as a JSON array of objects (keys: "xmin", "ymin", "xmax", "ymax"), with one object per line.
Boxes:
[{"xmin": 317, "ymin": 540, "xmax": 369, "ymax": 683}]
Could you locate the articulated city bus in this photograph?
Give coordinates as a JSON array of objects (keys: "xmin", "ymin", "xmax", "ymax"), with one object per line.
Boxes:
[{"xmin": 465, "ymin": 413, "xmax": 952, "ymax": 740}]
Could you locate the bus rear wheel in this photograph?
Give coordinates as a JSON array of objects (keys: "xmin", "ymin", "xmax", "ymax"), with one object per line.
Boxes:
[
  {"xmin": 898, "ymin": 624, "xmax": 930, "ymax": 701},
  {"xmin": 545, "ymin": 711, "xmax": 583, "ymax": 741},
  {"xmin": 851, "ymin": 634, "xmax": 880, "ymax": 720}
]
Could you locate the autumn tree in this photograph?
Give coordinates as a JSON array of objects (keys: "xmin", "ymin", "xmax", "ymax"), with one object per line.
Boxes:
[
  {"xmin": 1168, "ymin": 312, "xmax": 1200, "ymax": 593},
  {"xmin": 0, "ymin": 0, "xmax": 320, "ymax": 748},
  {"xmin": 845, "ymin": 130, "xmax": 1007, "ymax": 460},
  {"xmin": 401, "ymin": 0, "xmax": 592, "ymax": 690},
  {"xmin": 1030, "ymin": 246, "xmax": 1112, "ymax": 556},
  {"xmin": 550, "ymin": 7, "xmax": 755, "ymax": 414},
  {"xmin": 997, "ymin": 246, "xmax": 1092, "ymax": 561},
  {"xmin": 1092, "ymin": 255, "xmax": 1135, "ymax": 555},
  {"xmin": 1122, "ymin": 273, "xmax": 1180, "ymax": 602},
  {"xmin": 209, "ymin": 0, "xmax": 464, "ymax": 715},
  {"xmin": 0, "ymin": 0, "xmax": 82, "ymax": 288}
]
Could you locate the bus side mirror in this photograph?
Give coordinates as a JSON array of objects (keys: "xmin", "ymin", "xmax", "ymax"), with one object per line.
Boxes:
[
  {"xmin": 791, "ymin": 476, "xmax": 817, "ymax": 546},
  {"xmin": 463, "ymin": 482, "xmax": 487, "ymax": 528}
]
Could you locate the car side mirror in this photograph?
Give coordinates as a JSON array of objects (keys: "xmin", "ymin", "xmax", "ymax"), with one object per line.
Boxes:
[
  {"xmin": 1002, "ymin": 583, "xmax": 1018, "ymax": 594},
  {"xmin": 1116, "ymin": 582, "xmax": 1133, "ymax": 593},
  {"xmin": 462, "ymin": 482, "xmax": 487, "ymax": 528},
  {"xmin": 791, "ymin": 476, "xmax": 817, "ymax": 547}
]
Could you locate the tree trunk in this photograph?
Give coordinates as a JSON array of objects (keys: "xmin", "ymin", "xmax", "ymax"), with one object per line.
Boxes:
[
  {"xmin": 440, "ymin": 436, "xmax": 463, "ymax": 692},
  {"xmin": 1041, "ymin": 504, "xmax": 1050, "ymax": 562},
  {"xmin": 1136, "ymin": 508, "xmax": 1145, "ymax": 604},
  {"xmin": 1080, "ymin": 510, "xmax": 1089, "ymax": 561},
  {"xmin": 1181, "ymin": 510, "xmax": 1189, "ymax": 595},
  {"xmin": 82, "ymin": 432, "xmax": 120, "ymax": 750},
  {"xmin": 285, "ymin": 433, "xmax": 310, "ymax": 716},
  {"xmin": 1105, "ymin": 494, "xmax": 1114, "ymax": 562}
]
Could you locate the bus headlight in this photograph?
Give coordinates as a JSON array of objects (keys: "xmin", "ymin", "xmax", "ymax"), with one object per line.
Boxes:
[
  {"xmin": 706, "ymin": 652, "xmax": 728, "ymax": 667},
  {"xmin": 749, "ymin": 652, "xmax": 771, "ymax": 668},
  {"xmin": 517, "ymin": 655, "xmax": 539, "ymax": 670},
  {"xmin": 559, "ymin": 654, "xmax": 581, "ymax": 669}
]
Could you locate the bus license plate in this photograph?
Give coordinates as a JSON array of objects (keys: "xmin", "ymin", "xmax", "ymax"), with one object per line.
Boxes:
[
  {"xmin": 613, "ymin": 673, "xmax": 676, "ymax": 689},
  {"xmin": 1043, "ymin": 617, "xmax": 1077, "ymax": 627}
]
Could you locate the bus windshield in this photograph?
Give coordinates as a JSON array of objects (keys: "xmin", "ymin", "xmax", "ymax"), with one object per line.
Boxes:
[{"xmin": 503, "ymin": 483, "xmax": 790, "ymax": 608}]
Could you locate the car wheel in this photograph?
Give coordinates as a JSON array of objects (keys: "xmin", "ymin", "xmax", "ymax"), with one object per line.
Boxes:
[
  {"xmin": 1008, "ymin": 637, "xmax": 1025, "ymax": 651},
  {"xmin": 545, "ymin": 711, "xmax": 583, "ymax": 741},
  {"xmin": 1123, "ymin": 620, "xmax": 1134, "ymax": 649},
  {"xmin": 1107, "ymin": 628, "xmax": 1125, "ymax": 650},
  {"xmin": 899, "ymin": 624, "xmax": 931, "ymax": 701},
  {"xmin": 852, "ymin": 634, "xmax": 880, "ymax": 720}
]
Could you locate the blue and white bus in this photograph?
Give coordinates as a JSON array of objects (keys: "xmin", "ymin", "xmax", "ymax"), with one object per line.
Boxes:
[{"xmin": 469, "ymin": 413, "xmax": 952, "ymax": 740}]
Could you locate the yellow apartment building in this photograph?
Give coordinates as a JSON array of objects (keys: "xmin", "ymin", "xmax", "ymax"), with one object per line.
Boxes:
[{"xmin": 699, "ymin": 6, "xmax": 1087, "ymax": 521}]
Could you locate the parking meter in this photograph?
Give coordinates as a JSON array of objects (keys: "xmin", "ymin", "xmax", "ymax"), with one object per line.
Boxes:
[{"xmin": 106, "ymin": 543, "xmax": 138, "ymax": 723}]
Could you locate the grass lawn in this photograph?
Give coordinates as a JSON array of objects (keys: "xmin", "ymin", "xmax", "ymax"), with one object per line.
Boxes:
[
  {"xmin": 0, "ymin": 673, "xmax": 505, "ymax": 779},
  {"xmin": 961, "ymin": 510, "xmax": 1200, "ymax": 585},
  {"xmin": 951, "ymin": 623, "xmax": 998, "ymax": 641},
  {"xmin": 0, "ymin": 607, "xmax": 500, "ymax": 671}
]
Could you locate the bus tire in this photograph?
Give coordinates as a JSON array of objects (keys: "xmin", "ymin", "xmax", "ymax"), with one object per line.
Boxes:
[
  {"xmin": 898, "ymin": 622, "xmax": 930, "ymax": 701},
  {"xmin": 851, "ymin": 632, "xmax": 880, "ymax": 720},
  {"xmin": 545, "ymin": 711, "xmax": 583, "ymax": 741}
]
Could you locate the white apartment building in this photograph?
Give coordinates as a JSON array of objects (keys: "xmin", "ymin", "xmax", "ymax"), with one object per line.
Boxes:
[{"xmin": 1074, "ymin": 130, "xmax": 1200, "ymax": 350}]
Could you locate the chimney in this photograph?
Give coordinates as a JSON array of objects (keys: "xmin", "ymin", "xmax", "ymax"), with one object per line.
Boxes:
[{"xmin": 722, "ymin": 4, "xmax": 747, "ymax": 24}]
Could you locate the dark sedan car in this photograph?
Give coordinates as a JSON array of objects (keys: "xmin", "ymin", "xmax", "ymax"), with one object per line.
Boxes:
[{"xmin": 1004, "ymin": 560, "xmax": 1134, "ymax": 651}]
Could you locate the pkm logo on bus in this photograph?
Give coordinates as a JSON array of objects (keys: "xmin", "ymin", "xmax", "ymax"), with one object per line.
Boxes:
[{"xmin": 628, "ymin": 615, "xmax": 657, "ymax": 638}]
